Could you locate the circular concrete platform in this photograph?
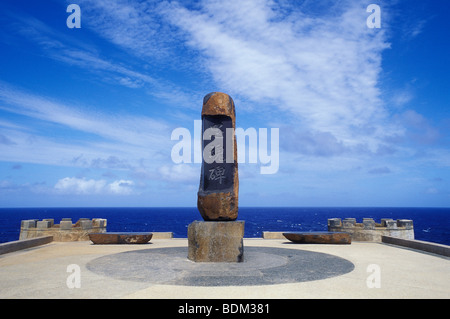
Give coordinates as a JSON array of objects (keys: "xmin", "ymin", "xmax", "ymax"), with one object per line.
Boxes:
[{"xmin": 86, "ymin": 246, "xmax": 355, "ymax": 286}]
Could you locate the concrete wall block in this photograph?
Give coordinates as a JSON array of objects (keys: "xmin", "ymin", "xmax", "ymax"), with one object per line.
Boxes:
[
  {"xmin": 43, "ymin": 219, "xmax": 54, "ymax": 227},
  {"xmin": 60, "ymin": 221, "xmax": 72, "ymax": 230},
  {"xmin": 342, "ymin": 218, "xmax": 356, "ymax": 228},
  {"xmin": 151, "ymin": 232, "xmax": 173, "ymax": 239},
  {"xmin": 262, "ymin": 231, "xmax": 286, "ymax": 239},
  {"xmin": 0, "ymin": 236, "xmax": 53, "ymax": 255},
  {"xmin": 37, "ymin": 221, "xmax": 51, "ymax": 229},
  {"xmin": 92, "ymin": 218, "xmax": 107, "ymax": 228},
  {"xmin": 80, "ymin": 220, "xmax": 93, "ymax": 230},
  {"xmin": 397, "ymin": 219, "xmax": 413, "ymax": 229},
  {"xmin": 385, "ymin": 220, "xmax": 397, "ymax": 229},
  {"xmin": 328, "ymin": 218, "xmax": 342, "ymax": 227},
  {"xmin": 74, "ymin": 218, "xmax": 90, "ymax": 227},
  {"xmin": 381, "ymin": 218, "xmax": 393, "ymax": 227},
  {"xmin": 21, "ymin": 220, "xmax": 37, "ymax": 229},
  {"xmin": 382, "ymin": 236, "xmax": 448, "ymax": 257},
  {"xmin": 363, "ymin": 218, "xmax": 375, "ymax": 230}
]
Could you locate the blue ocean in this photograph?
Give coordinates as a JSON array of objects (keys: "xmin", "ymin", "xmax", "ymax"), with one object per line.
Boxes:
[{"xmin": 0, "ymin": 207, "xmax": 449, "ymax": 246}]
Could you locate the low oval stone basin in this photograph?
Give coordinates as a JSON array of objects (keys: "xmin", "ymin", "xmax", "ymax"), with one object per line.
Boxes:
[
  {"xmin": 89, "ymin": 232, "xmax": 153, "ymax": 244},
  {"xmin": 283, "ymin": 232, "xmax": 351, "ymax": 244}
]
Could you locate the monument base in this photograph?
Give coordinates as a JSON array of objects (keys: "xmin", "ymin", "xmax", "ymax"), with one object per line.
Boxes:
[{"xmin": 188, "ymin": 221, "xmax": 244, "ymax": 262}]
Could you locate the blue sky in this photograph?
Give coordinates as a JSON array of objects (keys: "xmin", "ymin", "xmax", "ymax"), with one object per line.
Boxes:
[{"xmin": 0, "ymin": 0, "xmax": 449, "ymax": 207}]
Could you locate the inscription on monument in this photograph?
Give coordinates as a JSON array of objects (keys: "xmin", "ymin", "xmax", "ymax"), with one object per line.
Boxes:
[{"xmin": 201, "ymin": 115, "xmax": 234, "ymax": 193}]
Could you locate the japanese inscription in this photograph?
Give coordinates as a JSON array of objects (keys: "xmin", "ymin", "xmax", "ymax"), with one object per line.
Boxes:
[{"xmin": 201, "ymin": 115, "xmax": 234, "ymax": 193}]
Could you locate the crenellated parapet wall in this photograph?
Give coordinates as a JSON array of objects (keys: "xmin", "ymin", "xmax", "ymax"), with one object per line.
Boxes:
[
  {"xmin": 328, "ymin": 218, "xmax": 414, "ymax": 242},
  {"xmin": 19, "ymin": 218, "xmax": 107, "ymax": 242}
]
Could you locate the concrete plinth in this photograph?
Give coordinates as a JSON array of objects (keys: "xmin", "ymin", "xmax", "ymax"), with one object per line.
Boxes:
[{"xmin": 188, "ymin": 221, "xmax": 244, "ymax": 262}]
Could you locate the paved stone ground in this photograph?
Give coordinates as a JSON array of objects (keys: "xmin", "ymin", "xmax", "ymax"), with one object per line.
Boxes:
[
  {"xmin": 86, "ymin": 246, "xmax": 355, "ymax": 286},
  {"xmin": 0, "ymin": 239, "xmax": 448, "ymax": 298}
]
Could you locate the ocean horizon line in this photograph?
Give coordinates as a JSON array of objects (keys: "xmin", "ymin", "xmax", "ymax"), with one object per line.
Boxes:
[
  {"xmin": 1, "ymin": 206, "xmax": 449, "ymax": 209},
  {"xmin": 1, "ymin": 207, "xmax": 449, "ymax": 245}
]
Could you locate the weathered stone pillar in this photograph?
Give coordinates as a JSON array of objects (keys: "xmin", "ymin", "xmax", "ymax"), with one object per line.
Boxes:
[
  {"xmin": 197, "ymin": 92, "xmax": 239, "ymax": 221},
  {"xmin": 189, "ymin": 92, "xmax": 243, "ymax": 262}
]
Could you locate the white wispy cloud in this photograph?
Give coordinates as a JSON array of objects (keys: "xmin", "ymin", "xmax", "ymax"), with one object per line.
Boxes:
[
  {"xmin": 51, "ymin": 0, "xmax": 400, "ymax": 157},
  {"xmin": 158, "ymin": 164, "xmax": 199, "ymax": 183},
  {"xmin": 6, "ymin": 7, "xmax": 200, "ymax": 110},
  {"xmin": 74, "ymin": 0, "xmax": 176, "ymax": 59},
  {"xmin": 0, "ymin": 82, "xmax": 172, "ymax": 168},
  {"xmin": 159, "ymin": 0, "xmax": 396, "ymax": 152},
  {"xmin": 1, "ymin": 0, "xmax": 426, "ymax": 173},
  {"xmin": 54, "ymin": 177, "xmax": 135, "ymax": 195}
]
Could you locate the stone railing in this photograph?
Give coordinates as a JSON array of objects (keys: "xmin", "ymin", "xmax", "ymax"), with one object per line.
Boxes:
[
  {"xmin": 328, "ymin": 218, "xmax": 414, "ymax": 242},
  {"xmin": 19, "ymin": 218, "xmax": 107, "ymax": 242}
]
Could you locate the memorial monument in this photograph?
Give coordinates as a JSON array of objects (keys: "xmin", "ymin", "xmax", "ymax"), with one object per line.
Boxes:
[{"xmin": 188, "ymin": 92, "xmax": 244, "ymax": 262}]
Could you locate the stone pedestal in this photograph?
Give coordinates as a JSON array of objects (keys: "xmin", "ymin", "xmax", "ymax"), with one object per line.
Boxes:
[{"xmin": 188, "ymin": 221, "xmax": 244, "ymax": 262}]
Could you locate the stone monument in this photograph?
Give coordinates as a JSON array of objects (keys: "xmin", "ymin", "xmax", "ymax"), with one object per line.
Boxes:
[{"xmin": 188, "ymin": 92, "xmax": 244, "ymax": 262}]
